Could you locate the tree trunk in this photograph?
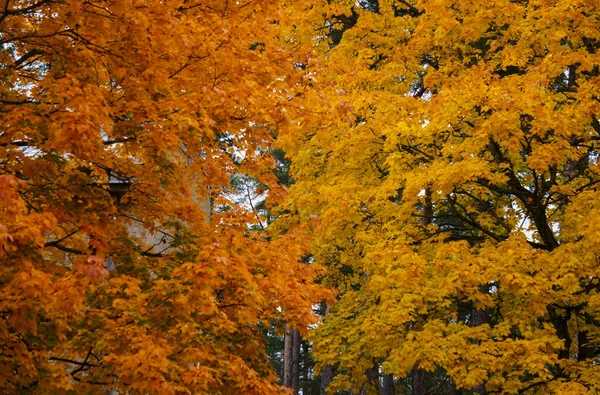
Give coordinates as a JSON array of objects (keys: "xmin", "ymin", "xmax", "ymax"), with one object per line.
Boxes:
[
  {"xmin": 423, "ymin": 187, "xmax": 433, "ymax": 226},
  {"xmin": 355, "ymin": 364, "xmax": 380, "ymax": 395},
  {"xmin": 302, "ymin": 340, "xmax": 310, "ymax": 394},
  {"xmin": 320, "ymin": 364, "xmax": 334, "ymax": 395},
  {"xmin": 319, "ymin": 301, "xmax": 334, "ymax": 395},
  {"xmin": 292, "ymin": 329, "xmax": 301, "ymax": 393},
  {"xmin": 382, "ymin": 374, "xmax": 394, "ymax": 395},
  {"xmin": 578, "ymin": 329, "xmax": 594, "ymax": 360},
  {"xmin": 412, "ymin": 368, "xmax": 424, "ymax": 395},
  {"xmin": 366, "ymin": 364, "xmax": 380, "ymax": 394},
  {"xmin": 284, "ymin": 324, "xmax": 294, "ymax": 388}
]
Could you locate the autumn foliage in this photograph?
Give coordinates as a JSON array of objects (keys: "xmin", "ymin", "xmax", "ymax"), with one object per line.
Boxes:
[
  {"xmin": 3, "ymin": 0, "xmax": 600, "ymax": 394},
  {"xmin": 0, "ymin": 0, "xmax": 325, "ymax": 393},
  {"xmin": 281, "ymin": 0, "xmax": 600, "ymax": 393}
]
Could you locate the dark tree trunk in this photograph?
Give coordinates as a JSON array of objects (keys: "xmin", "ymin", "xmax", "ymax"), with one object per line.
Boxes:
[
  {"xmin": 292, "ymin": 329, "xmax": 301, "ymax": 392},
  {"xmin": 284, "ymin": 325, "xmax": 293, "ymax": 388},
  {"xmin": 423, "ymin": 187, "xmax": 433, "ymax": 226},
  {"xmin": 382, "ymin": 374, "xmax": 394, "ymax": 395},
  {"xmin": 366, "ymin": 364, "xmax": 381, "ymax": 394},
  {"xmin": 319, "ymin": 301, "xmax": 334, "ymax": 395},
  {"xmin": 320, "ymin": 364, "xmax": 334, "ymax": 395},
  {"xmin": 578, "ymin": 329, "xmax": 595, "ymax": 361},
  {"xmin": 412, "ymin": 368, "xmax": 425, "ymax": 395},
  {"xmin": 302, "ymin": 340, "xmax": 310, "ymax": 394},
  {"xmin": 355, "ymin": 364, "xmax": 380, "ymax": 395},
  {"xmin": 578, "ymin": 313, "xmax": 598, "ymax": 361}
]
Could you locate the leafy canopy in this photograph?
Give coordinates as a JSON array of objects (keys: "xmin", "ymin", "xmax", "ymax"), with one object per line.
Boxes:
[
  {"xmin": 281, "ymin": 0, "xmax": 600, "ymax": 393},
  {"xmin": 0, "ymin": 0, "xmax": 326, "ymax": 393}
]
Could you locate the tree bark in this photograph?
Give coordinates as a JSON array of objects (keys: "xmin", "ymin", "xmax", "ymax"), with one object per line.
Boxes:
[
  {"xmin": 366, "ymin": 364, "xmax": 380, "ymax": 394},
  {"xmin": 423, "ymin": 187, "xmax": 433, "ymax": 226},
  {"xmin": 319, "ymin": 301, "xmax": 334, "ymax": 395},
  {"xmin": 320, "ymin": 364, "xmax": 334, "ymax": 395},
  {"xmin": 578, "ymin": 329, "xmax": 596, "ymax": 361},
  {"xmin": 284, "ymin": 324, "xmax": 293, "ymax": 388},
  {"xmin": 412, "ymin": 368, "xmax": 425, "ymax": 395},
  {"xmin": 355, "ymin": 364, "xmax": 381, "ymax": 395},
  {"xmin": 302, "ymin": 340, "xmax": 310, "ymax": 395},
  {"xmin": 382, "ymin": 374, "xmax": 394, "ymax": 395},
  {"xmin": 292, "ymin": 329, "xmax": 301, "ymax": 392}
]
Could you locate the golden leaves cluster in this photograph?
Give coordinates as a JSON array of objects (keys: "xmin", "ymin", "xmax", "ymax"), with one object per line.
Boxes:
[{"xmin": 282, "ymin": 0, "xmax": 600, "ymax": 392}]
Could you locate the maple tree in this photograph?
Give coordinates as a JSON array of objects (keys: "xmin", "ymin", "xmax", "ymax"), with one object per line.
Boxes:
[
  {"xmin": 280, "ymin": 0, "xmax": 600, "ymax": 393},
  {"xmin": 0, "ymin": 0, "xmax": 327, "ymax": 393}
]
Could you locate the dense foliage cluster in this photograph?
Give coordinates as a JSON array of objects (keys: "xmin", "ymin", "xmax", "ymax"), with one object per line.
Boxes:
[
  {"xmin": 282, "ymin": 0, "xmax": 600, "ymax": 393},
  {"xmin": 0, "ymin": 0, "xmax": 324, "ymax": 393}
]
